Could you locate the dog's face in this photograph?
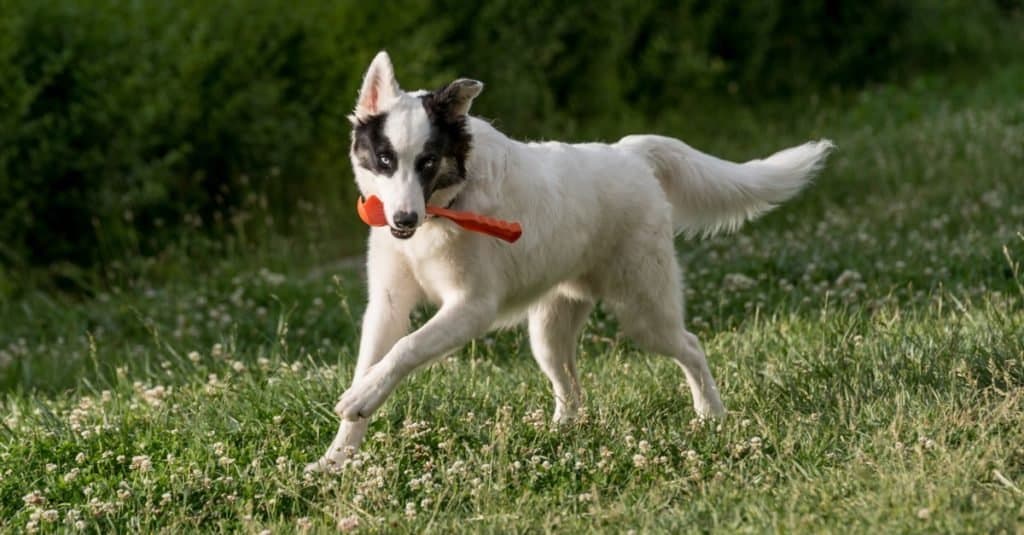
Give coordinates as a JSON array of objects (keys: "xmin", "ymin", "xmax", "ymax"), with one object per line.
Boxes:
[{"xmin": 350, "ymin": 51, "xmax": 482, "ymax": 239}]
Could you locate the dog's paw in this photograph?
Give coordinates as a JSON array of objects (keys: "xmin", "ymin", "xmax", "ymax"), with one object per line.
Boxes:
[
  {"xmin": 552, "ymin": 406, "xmax": 579, "ymax": 426},
  {"xmin": 695, "ymin": 403, "xmax": 727, "ymax": 420},
  {"xmin": 303, "ymin": 458, "xmax": 338, "ymax": 474},
  {"xmin": 304, "ymin": 442, "xmax": 360, "ymax": 474},
  {"xmin": 334, "ymin": 368, "xmax": 397, "ymax": 421}
]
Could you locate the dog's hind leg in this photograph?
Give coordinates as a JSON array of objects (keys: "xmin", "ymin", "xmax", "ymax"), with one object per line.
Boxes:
[
  {"xmin": 528, "ymin": 294, "xmax": 594, "ymax": 423},
  {"xmin": 609, "ymin": 244, "xmax": 726, "ymax": 419},
  {"xmin": 306, "ymin": 246, "xmax": 420, "ymax": 473}
]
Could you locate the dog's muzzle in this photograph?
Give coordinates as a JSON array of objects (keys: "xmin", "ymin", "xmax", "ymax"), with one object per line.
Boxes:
[
  {"xmin": 391, "ymin": 210, "xmax": 419, "ymax": 239},
  {"xmin": 390, "ymin": 227, "xmax": 416, "ymax": 239}
]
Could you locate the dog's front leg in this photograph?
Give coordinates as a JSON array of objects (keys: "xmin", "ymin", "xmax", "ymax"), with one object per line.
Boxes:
[
  {"xmin": 306, "ymin": 252, "xmax": 419, "ymax": 473},
  {"xmin": 335, "ymin": 298, "xmax": 496, "ymax": 421}
]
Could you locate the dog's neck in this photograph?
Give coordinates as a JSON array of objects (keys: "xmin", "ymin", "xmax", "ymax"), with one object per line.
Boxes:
[{"xmin": 447, "ymin": 117, "xmax": 512, "ymax": 216}]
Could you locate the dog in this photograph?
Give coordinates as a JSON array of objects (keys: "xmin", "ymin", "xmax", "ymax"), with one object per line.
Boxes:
[{"xmin": 307, "ymin": 51, "xmax": 833, "ymax": 471}]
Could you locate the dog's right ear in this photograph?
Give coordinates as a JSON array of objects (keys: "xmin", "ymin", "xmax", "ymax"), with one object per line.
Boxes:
[
  {"xmin": 434, "ymin": 79, "xmax": 484, "ymax": 118},
  {"xmin": 352, "ymin": 51, "xmax": 400, "ymax": 122}
]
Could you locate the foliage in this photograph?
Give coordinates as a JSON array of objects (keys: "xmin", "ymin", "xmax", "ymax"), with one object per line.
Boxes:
[
  {"xmin": 0, "ymin": 0, "xmax": 1021, "ymax": 275},
  {"xmin": 0, "ymin": 0, "xmax": 444, "ymax": 271}
]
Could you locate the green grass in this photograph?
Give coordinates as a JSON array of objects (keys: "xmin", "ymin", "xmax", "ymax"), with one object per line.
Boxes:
[{"xmin": 3, "ymin": 67, "xmax": 1024, "ymax": 533}]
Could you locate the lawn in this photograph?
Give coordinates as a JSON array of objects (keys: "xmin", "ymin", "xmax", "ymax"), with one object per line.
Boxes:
[{"xmin": 2, "ymin": 67, "xmax": 1023, "ymax": 533}]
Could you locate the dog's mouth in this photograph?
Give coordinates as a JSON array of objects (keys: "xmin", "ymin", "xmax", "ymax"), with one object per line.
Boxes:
[{"xmin": 390, "ymin": 227, "xmax": 416, "ymax": 239}]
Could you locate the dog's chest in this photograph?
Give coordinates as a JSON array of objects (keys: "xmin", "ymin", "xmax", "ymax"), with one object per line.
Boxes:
[
  {"xmin": 407, "ymin": 259, "xmax": 455, "ymax": 305},
  {"xmin": 399, "ymin": 227, "xmax": 470, "ymax": 306}
]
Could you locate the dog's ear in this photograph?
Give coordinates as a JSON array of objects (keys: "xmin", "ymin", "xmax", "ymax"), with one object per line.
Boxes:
[
  {"xmin": 353, "ymin": 51, "xmax": 401, "ymax": 122},
  {"xmin": 434, "ymin": 79, "xmax": 484, "ymax": 118}
]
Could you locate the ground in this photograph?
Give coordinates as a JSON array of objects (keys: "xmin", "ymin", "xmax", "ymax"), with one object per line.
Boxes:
[{"xmin": 2, "ymin": 68, "xmax": 1023, "ymax": 533}]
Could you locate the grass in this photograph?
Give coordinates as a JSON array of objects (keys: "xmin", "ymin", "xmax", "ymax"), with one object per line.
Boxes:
[{"xmin": 3, "ymin": 65, "xmax": 1024, "ymax": 533}]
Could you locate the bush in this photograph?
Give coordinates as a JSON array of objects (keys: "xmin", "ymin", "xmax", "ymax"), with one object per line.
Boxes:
[
  {"xmin": 0, "ymin": 0, "xmax": 1019, "ymax": 274},
  {"xmin": 0, "ymin": 0, "xmax": 446, "ymax": 270}
]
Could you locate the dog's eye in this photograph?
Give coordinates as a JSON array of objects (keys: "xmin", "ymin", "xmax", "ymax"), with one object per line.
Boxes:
[
  {"xmin": 419, "ymin": 155, "xmax": 437, "ymax": 171},
  {"xmin": 377, "ymin": 153, "xmax": 393, "ymax": 169}
]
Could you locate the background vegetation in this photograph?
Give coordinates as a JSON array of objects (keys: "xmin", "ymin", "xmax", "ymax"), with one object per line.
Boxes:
[
  {"xmin": 1, "ymin": 0, "xmax": 1021, "ymax": 284},
  {"xmin": 2, "ymin": 0, "xmax": 1024, "ymax": 532}
]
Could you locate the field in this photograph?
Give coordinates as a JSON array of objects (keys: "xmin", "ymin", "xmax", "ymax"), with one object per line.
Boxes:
[{"xmin": 3, "ymin": 63, "xmax": 1024, "ymax": 532}]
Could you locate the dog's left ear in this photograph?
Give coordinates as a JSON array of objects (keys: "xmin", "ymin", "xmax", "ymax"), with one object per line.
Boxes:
[{"xmin": 435, "ymin": 79, "xmax": 484, "ymax": 117}]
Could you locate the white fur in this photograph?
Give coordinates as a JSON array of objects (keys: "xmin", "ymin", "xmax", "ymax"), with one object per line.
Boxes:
[
  {"xmin": 306, "ymin": 52, "xmax": 834, "ymax": 472},
  {"xmin": 378, "ymin": 98, "xmax": 432, "ymax": 225}
]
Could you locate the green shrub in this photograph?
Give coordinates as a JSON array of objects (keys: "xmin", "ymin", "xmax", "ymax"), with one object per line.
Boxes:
[
  {"xmin": 0, "ymin": 0, "xmax": 1019, "ymax": 274},
  {"xmin": 0, "ymin": 0, "xmax": 445, "ymax": 270}
]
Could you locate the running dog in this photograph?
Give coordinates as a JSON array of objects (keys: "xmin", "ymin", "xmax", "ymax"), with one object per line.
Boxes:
[{"xmin": 307, "ymin": 51, "xmax": 833, "ymax": 471}]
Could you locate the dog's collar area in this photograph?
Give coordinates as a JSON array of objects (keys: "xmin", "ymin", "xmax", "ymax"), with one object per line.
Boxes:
[{"xmin": 426, "ymin": 195, "xmax": 460, "ymax": 219}]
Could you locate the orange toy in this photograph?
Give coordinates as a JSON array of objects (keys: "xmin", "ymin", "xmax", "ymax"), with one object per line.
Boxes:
[{"xmin": 357, "ymin": 195, "xmax": 522, "ymax": 243}]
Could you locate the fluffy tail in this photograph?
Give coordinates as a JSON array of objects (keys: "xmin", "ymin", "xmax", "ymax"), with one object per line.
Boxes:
[{"xmin": 617, "ymin": 135, "xmax": 835, "ymax": 237}]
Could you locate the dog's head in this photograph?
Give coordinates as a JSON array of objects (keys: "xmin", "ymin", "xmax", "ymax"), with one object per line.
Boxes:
[{"xmin": 349, "ymin": 51, "xmax": 483, "ymax": 239}]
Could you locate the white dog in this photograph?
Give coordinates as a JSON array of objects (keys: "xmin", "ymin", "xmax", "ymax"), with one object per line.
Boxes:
[{"xmin": 308, "ymin": 51, "xmax": 833, "ymax": 471}]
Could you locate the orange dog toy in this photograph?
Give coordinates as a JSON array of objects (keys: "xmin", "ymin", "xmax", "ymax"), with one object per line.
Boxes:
[{"xmin": 357, "ymin": 195, "xmax": 522, "ymax": 243}]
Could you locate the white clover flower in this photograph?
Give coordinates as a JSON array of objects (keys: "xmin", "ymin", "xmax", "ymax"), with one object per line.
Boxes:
[
  {"xmin": 130, "ymin": 455, "xmax": 152, "ymax": 472},
  {"xmin": 834, "ymin": 269, "xmax": 862, "ymax": 287},
  {"xmin": 23, "ymin": 490, "xmax": 46, "ymax": 506},
  {"xmin": 63, "ymin": 468, "xmax": 81, "ymax": 483},
  {"xmin": 140, "ymin": 385, "xmax": 167, "ymax": 407},
  {"xmin": 723, "ymin": 273, "xmax": 756, "ymax": 291},
  {"xmin": 337, "ymin": 514, "xmax": 360, "ymax": 531}
]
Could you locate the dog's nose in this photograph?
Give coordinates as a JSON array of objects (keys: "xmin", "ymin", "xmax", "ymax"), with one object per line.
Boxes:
[{"xmin": 392, "ymin": 210, "xmax": 419, "ymax": 229}]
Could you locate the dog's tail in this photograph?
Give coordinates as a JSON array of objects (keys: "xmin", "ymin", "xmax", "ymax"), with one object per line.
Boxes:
[{"xmin": 617, "ymin": 135, "xmax": 834, "ymax": 237}]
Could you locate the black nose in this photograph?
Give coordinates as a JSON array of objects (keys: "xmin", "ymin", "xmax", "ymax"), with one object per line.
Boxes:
[{"xmin": 392, "ymin": 211, "xmax": 419, "ymax": 229}]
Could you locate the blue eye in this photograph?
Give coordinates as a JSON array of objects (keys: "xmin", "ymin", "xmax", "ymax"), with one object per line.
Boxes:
[{"xmin": 377, "ymin": 154, "xmax": 392, "ymax": 168}]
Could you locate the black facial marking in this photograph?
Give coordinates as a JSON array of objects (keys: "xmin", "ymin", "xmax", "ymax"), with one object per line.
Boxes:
[
  {"xmin": 418, "ymin": 86, "xmax": 474, "ymax": 200},
  {"xmin": 352, "ymin": 113, "xmax": 397, "ymax": 177}
]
